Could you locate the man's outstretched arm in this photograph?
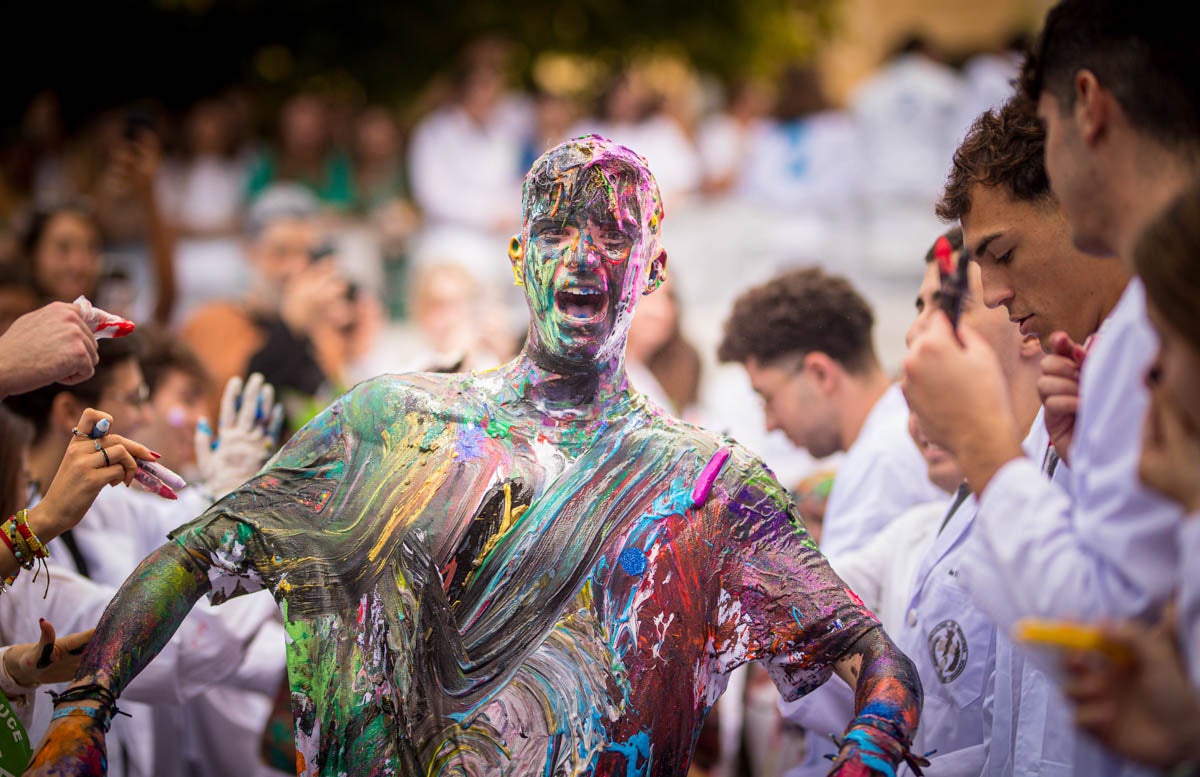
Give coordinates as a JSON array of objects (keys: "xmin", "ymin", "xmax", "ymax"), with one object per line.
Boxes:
[
  {"xmin": 830, "ymin": 628, "xmax": 925, "ymax": 776},
  {"xmin": 23, "ymin": 542, "xmax": 213, "ymax": 777}
]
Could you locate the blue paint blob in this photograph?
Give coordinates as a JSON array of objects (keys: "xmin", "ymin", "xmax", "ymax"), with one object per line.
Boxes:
[{"xmin": 619, "ymin": 547, "xmax": 647, "ymax": 576}]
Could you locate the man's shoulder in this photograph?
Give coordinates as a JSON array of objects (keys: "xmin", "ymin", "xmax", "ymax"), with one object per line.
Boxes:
[{"xmin": 339, "ymin": 371, "xmax": 512, "ymax": 426}]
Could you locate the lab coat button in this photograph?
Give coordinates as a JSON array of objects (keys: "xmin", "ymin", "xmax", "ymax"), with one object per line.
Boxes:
[{"xmin": 907, "ymin": 609, "xmax": 918, "ymax": 627}]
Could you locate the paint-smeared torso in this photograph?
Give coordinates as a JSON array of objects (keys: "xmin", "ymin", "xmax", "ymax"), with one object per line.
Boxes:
[{"xmin": 171, "ymin": 372, "xmax": 877, "ymax": 777}]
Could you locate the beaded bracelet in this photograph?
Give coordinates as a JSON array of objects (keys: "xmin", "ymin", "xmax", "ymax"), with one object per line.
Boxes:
[
  {"xmin": 51, "ymin": 705, "xmax": 108, "ymax": 727},
  {"xmin": 2, "ymin": 510, "xmax": 51, "ymax": 593},
  {"xmin": 48, "ymin": 683, "xmax": 130, "ymax": 733},
  {"xmin": 12, "ymin": 510, "xmax": 48, "ymax": 560}
]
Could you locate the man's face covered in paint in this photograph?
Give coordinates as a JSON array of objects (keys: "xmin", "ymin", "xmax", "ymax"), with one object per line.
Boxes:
[{"xmin": 515, "ymin": 136, "xmax": 664, "ymax": 367}]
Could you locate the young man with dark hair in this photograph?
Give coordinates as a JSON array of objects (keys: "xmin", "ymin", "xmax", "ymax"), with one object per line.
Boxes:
[
  {"xmin": 1017, "ymin": 0, "xmax": 1200, "ymax": 262},
  {"xmin": 718, "ymin": 266, "xmax": 939, "ymax": 558},
  {"xmin": 903, "ymin": 77, "xmax": 1185, "ymax": 777}
]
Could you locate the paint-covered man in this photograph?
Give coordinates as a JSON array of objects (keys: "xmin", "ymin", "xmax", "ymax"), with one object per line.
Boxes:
[{"xmin": 24, "ymin": 135, "xmax": 923, "ymax": 777}]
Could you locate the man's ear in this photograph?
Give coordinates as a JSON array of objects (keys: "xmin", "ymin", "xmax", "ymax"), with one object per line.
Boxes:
[
  {"xmin": 49, "ymin": 391, "xmax": 84, "ymax": 436},
  {"xmin": 802, "ymin": 351, "xmax": 840, "ymax": 395},
  {"xmin": 643, "ymin": 249, "xmax": 668, "ymax": 295},
  {"xmin": 1073, "ymin": 69, "xmax": 1111, "ymax": 146},
  {"xmin": 507, "ymin": 234, "xmax": 525, "ymax": 287}
]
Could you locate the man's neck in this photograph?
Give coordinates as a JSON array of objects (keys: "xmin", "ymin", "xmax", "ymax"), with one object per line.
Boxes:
[
  {"xmin": 1089, "ymin": 262, "xmax": 1133, "ymax": 334},
  {"xmin": 1112, "ymin": 143, "xmax": 1200, "ymax": 262},
  {"xmin": 839, "ymin": 367, "xmax": 892, "ymax": 450},
  {"xmin": 29, "ymin": 434, "xmax": 68, "ymax": 498},
  {"xmin": 1009, "ymin": 362, "xmax": 1044, "ymax": 442},
  {"xmin": 503, "ymin": 347, "xmax": 634, "ymax": 421}
]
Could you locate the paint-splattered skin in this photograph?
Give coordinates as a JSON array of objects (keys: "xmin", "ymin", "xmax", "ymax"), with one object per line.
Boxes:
[
  {"xmin": 24, "ymin": 136, "xmax": 920, "ymax": 776},
  {"xmin": 24, "ymin": 370, "xmax": 920, "ymax": 777}
]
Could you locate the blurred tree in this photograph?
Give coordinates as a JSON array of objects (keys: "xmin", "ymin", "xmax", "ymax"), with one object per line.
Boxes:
[{"xmin": 1, "ymin": 0, "xmax": 837, "ymax": 136}]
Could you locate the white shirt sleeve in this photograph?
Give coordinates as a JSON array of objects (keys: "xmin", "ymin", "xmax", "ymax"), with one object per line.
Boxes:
[{"xmin": 962, "ymin": 281, "xmax": 1181, "ymax": 630}]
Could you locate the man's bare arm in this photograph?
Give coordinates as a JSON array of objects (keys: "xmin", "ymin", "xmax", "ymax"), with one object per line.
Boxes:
[{"xmin": 23, "ymin": 542, "xmax": 213, "ymax": 777}]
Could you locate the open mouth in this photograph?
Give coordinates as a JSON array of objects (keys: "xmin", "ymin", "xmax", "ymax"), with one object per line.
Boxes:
[{"xmin": 554, "ymin": 287, "xmax": 609, "ymax": 324}]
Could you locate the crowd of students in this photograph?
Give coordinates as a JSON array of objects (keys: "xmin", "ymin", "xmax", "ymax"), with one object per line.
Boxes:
[{"xmin": 2, "ymin": 0, "xmax": 1199, "ymax": 775}]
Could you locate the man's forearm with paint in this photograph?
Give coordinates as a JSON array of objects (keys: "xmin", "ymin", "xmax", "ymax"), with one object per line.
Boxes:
[
  {"xmin": 831, "ymin": 631, "xmax": 925, "ymax": 775},
  {"xmin": 23, "ymin": 542, "xmax": 213, "ymax": 776}
]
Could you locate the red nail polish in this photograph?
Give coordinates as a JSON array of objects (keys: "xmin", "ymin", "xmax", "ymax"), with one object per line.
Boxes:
[{"xmin": 149, "ymin": 450, "xmax": 162, "ymax": 459}]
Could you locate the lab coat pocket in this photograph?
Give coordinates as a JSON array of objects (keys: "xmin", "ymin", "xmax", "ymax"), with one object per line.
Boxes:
[{"xmin": 922, "ymin": 581, "xmax": 994, "ymax": 709}]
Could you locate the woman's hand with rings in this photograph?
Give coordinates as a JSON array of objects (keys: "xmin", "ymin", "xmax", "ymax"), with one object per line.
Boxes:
[{"xmin": 26, "ymin": 409, "xmax": 159, "ymax": 542}]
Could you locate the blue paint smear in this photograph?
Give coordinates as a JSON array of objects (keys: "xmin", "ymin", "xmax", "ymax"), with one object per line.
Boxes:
[{"xmin": 619, "ymin": 548, "xmax": 648, "ymax": 576}]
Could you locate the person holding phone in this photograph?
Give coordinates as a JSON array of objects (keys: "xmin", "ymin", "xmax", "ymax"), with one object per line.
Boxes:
[{"xmin": 180, "ymin": 183, "xmax": 356, "ymax": 440}]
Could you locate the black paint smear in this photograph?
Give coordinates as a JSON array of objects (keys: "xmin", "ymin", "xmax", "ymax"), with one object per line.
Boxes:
[
  {"xmin": 36, "ymin": 641, "xmax": 54, "ymax": 669},
  {"xmin": 444, "ymin": 479, "xmax": 532, "ymax": 607}
]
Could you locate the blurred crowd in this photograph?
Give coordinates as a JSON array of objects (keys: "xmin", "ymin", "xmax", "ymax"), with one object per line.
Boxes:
[{"xmin": 12, "ymin": 6, "xmax": 1199, "ymax": 776}]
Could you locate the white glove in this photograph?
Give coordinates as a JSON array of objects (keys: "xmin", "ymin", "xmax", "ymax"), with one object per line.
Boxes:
[{"xmin": 193, "ymin": 372, "xmax": 283, "ymax": 500}]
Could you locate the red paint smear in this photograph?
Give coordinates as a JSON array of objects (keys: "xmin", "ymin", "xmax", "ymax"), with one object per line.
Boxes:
[{"xmin": 933, "ymin": 235, "xmax": 955, "ymax": 276}]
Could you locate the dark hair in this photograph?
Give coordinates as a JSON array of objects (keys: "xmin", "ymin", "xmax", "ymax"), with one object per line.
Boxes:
[
  {"xmin": 937, "ymin": 96, "xmax": 1054, "ymax": 223},
  {"xmin": 643, "ymin": 280, "xmax": 702, "ymax": 414},
  {"xmin": 1134, "ymin": 179, "xmax": 1200, "ymax": 351},
  {"xmin": 1019, "ymin": 0, "xmax": 1200, "ymax": 153},
  {"xmin": 136, "ymin": 325, "xmax": 212, "ymax": 397},
  {"xmin": 18, "ymin": 200, "xmax": 100, "ymax": 262},
  {"xmin": 717, "ymin": 266, "xmax": 878, "ymax": 374},
  {"xmin": 0, "ymin": 261, "xmax": 36, "ymax": 292},
  {"xmin": 924, "ymin": 225, "xmax": 965, "ymax": 264},
  {"xmin": 3, "ymin": 336, "xmax": 140, "ymax": 439},
  {"xmin": 522, "ymin": 135, "xmax": 663, "ymax": 229},
  {"xmin": 0, "ymin": 406, "xmax": 34, "ymax": 518},
  {"xmin": 774, "ymin": 63, "xmax": 830, "ymax": 123}
]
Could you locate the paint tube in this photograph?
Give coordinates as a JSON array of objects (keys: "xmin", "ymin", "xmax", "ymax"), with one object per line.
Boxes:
[{"xmin": 74, "ymin": 295, "xmax": 135, "ymax": 340}]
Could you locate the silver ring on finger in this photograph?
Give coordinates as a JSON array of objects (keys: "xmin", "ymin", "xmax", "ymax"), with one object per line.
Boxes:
[{"xmin": 94, "ymin": 440, "xmax": 111, "ymax": 467}]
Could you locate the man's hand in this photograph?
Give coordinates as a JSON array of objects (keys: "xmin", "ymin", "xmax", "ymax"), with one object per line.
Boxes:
[
  {"xmin": 0, "ymin": 303, "xmax": 99, "ymax": 397},
  {"xmin": 901, "ymin": 312, "xmax": 1023, "ymax": 494},
  {"xmin": 1061, "ymin": 611, "xmax": 1200, "ymax": 769},
  {"xmin": 1138, "ymin": 383, "xmax": 1200, "ymax": 512},
  {"xmin": 194, "ymin": 372, "xmax": 281, "ymax": 499},
  {"xmin": 1038, "ymin": 331, "xmax": 1087, "ymax": 466},
  {"xmin": 3, "ymin": 620, "xmax": 94, "ymax": 687}
]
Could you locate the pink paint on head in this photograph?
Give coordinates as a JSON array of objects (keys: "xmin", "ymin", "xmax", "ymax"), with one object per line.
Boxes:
[
  {"xmin": 933, "ymin": 235, "xmax": 955, "ymax": 277},
  {"xmin": 691, "ymin": 446, "xmax": 732, "ymax": 508}
]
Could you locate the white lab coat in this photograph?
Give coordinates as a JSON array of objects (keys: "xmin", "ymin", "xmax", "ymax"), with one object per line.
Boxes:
[
  {"xmin": 1179, "ymin": 516, "xmax": 1200, "ymax": 687},
  {"xmin": 55, "ymin": 485, "xmax": 287, "ymax": 777},
  {"xmin": 961, "ymin": 279, "xmax": 1180, "ymax": 627},
  {"xmin": 0, "ymin": 557, "xmax": 274, "ymax": 776},
  {"xmin": 892, "ymin": 487, "xmax": 993, "ymax": 777},
  {"xmin": 848, "ymin": 52, "xmax": 965, "ymax": 206},
  {"xmin": 959, "ymin": 278, "xmax": 1179, "ymax": 777},
  {"xmin": 819, "ymin": 382, "xmax": 942, "ymax": 558},
  {"xmin": 777, "ymin": 496, "xmax": 949, "ymax": 777},
  {"xmin": 780, "ymin": 383, "xmax": 940, "ymax": 775},
  {"xmin": 406, "ymin": 99, "xmax": 529, "ymax": 291}
]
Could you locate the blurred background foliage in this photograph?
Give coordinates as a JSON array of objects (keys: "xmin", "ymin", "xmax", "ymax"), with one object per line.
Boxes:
[{"xmin": 2, "ymin": 0, "xmax": 840, "ymax": 136}]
